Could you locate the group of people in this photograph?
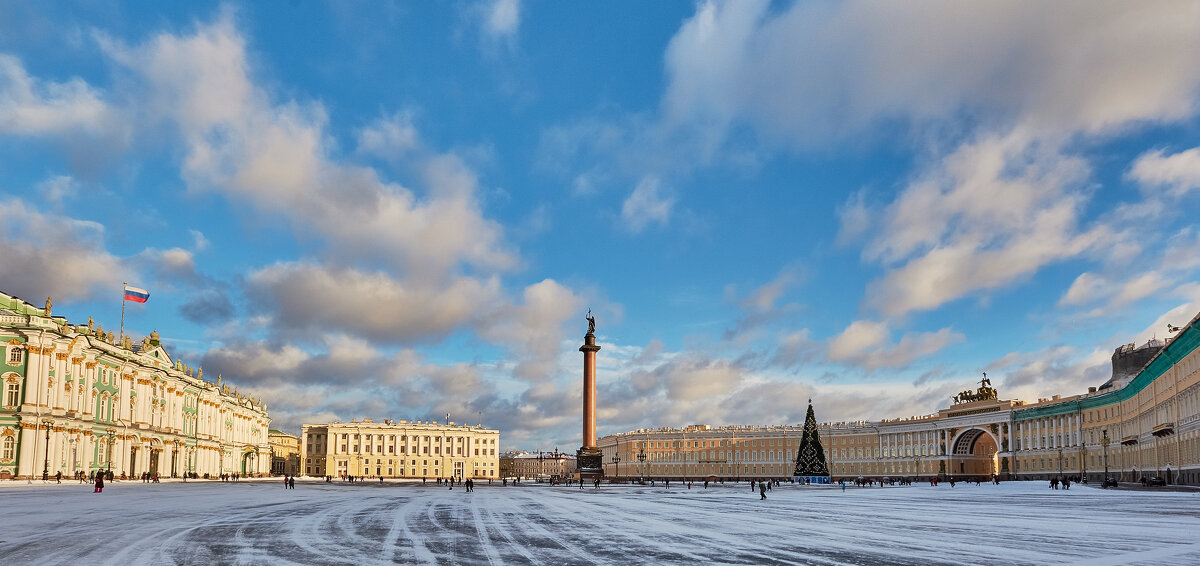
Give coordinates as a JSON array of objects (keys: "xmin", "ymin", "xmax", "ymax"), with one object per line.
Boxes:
[
  {"xmin": 442, "ymin": 477, "xmax": 474, "ymax": 491},
  {"xmin": 1049, "ymin": 477, "xmax": 1071, "ymax": 490},
  {"xmin": 282, "ymin": 475, "xmax": 296, "ymax": 489}
]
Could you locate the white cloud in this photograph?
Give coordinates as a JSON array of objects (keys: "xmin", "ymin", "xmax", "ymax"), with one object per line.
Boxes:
[
  {"xmin": 1128, "ymin": 146, "xmax": 1200, "ymax": 197},
  {"xmin": 0, "ymin": 197, "xmax": 128, "ymax": 302},
  {"xmin": 36, "ymin": 174, "xmax": 78, "ymax": 204},
  {"xmin": 247, "ymin": 262, "xmax": 502, "ymax": 344},
  {"xmin": 0, "ymin": 54, "xmax": 117, "ymax": 136},
  {"xmin": 189, "ymin": 229, "xmax": 209, "ymax": 252},
  {"xmin": 663, "ymin": 1, "xmax": 1200, "ymax": 149},
  {"xmin": 102, "ymin": 16, "xmax": 517, "ymax": 281},
  {"xmin": 356, "ymin": 110, "xmax": 419, "ymax": 159},
  {"xmin": 477, "ymin": 278, "xmax": 585, "ymax": 381},
  {"xmin": 484, "ymin": 0, "xmax": 521, "ymax": 40},
  {"xmin": 861, "ymin": 134, "xmax": 1101, "ymax": 316},
  {"xmin": 835, "ymin": 190, "xmax": 871, "ymax": 247},
  {"xmin": 987, "ymin": 344, "xmax": 1111, "ymax": 402},
  {"xmin": 723, "ymin": 268, "xmax": 802, "ymax": 343},
  {"xmin": 828, "ymin": 320, "xmax": 890, "ymax": 362},
  {"xmin": 1059, "ymin": 272, "xmax": 1105, "ymax": 307},
  {"xmin": 1113, "ymin": 273, "xmax": 1170, "ymax": 306},
  {"xmin": 828, "ymin": 319, "xmax": 964, "ymax": 370},
  {"xmin": 621, "ymin": 175, "xmax": 674, "ymax": 232}
]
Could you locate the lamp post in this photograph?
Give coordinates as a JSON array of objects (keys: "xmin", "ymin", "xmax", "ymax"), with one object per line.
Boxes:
[
  {"xmin": 41, "ymin": 419, "xmax": 55, "ymax": 481},
  {"xmin": 69, "ymin": 436, "xmax": 77, "ymax": 478},
  {"xmin": 106, "ymin": 428, "xmax": 115, "ymax": 474},
  {"xmin": 1057, "ymin": 446, "xmax": 1063, "ymax": 479},
  {"xmin": 1101, "ymin": 430, "xmax": 1110, "ymax": 484},
  {"xmin": 612, "ymin": 454, "xmax": 621, "ymax": 482},
  {"xmin": 637, "ymin": 444, "xmax": 646, "ymax": 484},
  {"xmin": 1080, "ymin": 442, "xmax": 1088, "ymax": 483},
  {"xmin": 914, "ymin": 453, "xmax": 922, "ymax": 482}
]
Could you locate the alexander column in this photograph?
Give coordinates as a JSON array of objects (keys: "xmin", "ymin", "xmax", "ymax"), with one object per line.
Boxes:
[{"xmin": 577, "ymin": 310, "xmax": 604, "ymax": 479}]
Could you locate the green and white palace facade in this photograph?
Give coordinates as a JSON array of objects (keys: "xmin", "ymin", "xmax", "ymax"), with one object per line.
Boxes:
[
  {"xmin": 1, "ymin": 291, "xmax": 270, "ymax": 480},
  {"xmin": 600, "ymin": 310, "xmax": 1200, "ymax": 486}
]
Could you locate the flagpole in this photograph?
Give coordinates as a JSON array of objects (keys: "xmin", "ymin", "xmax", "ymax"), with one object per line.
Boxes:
[{"xmin": 120, "ymin": 281, "xmax": 126, "ymax": 344}]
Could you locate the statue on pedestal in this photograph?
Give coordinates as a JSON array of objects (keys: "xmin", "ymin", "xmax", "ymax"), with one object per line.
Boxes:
[{"xmin": 586, "ymin": 309, "xmax": 596, "ymax": 335}]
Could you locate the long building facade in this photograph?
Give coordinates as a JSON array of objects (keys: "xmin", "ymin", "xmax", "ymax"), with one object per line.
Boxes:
[
  {"xmin": 500, "ymin": 450, "xmax": 577, "ymax": 481},
  {"xmin": 599, "ymin": 310, "xmax": 1200, "ymax": 485},
  {"xmin": 301, "ymin": 419, "xmax": 500, "ymax": 480},
  {"xmin": 1, "ymin": 292, "xmax": 271, "ymax": 480}
]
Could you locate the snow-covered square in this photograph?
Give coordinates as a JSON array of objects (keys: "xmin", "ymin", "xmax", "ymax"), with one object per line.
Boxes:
[{"xmin": 2, "ymin": 479, "xmax": 1199, "ymax": 565}]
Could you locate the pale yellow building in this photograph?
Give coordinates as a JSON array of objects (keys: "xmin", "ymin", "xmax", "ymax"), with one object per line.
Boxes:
[
  {"xmin": 301, "ymin": 418, "xmax": 499, "ymax": 479},
  {"xmin": 268, "ymin": 429, "xmax": 300, "ymax": 476},
  {"xmin": 600, "ymin": 310, "xmax": 1200, "ymax": 486}
]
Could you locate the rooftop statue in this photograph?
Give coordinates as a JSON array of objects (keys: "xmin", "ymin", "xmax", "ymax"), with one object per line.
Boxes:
[{"xmin": 44, "ymin": 296, "xmax": 52, "ymax": 316}]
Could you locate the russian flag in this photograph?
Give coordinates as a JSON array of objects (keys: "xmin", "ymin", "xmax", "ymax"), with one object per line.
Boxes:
[{"xmin": 123, "ymin": 285, "xmax": 150, "ymax": 303}]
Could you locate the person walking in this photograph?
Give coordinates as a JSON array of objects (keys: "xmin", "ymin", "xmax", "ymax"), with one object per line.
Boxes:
[
  {"xmin": 94, "ymin": 472, "xmax": 104, "ymax": 493},
  {"xmin": 759, "ymin": 483, "xmax": 767, "ymax": 500}
]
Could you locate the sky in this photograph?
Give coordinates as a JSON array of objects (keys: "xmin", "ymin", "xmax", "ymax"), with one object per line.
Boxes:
[{"xmin": 3, "ymin": 1, "xmax": 1200, "ymax": 451}]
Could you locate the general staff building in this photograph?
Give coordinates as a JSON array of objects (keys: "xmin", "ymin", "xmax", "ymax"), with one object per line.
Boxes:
[{"xmin": 599, "ymin": 310, "xmax": 1200, "ymax": 486}]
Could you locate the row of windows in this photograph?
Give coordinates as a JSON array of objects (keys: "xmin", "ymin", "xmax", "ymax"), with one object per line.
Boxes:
[{"xmin": 329, "ymin": 433, "xmax": 496, "ymax": 444}]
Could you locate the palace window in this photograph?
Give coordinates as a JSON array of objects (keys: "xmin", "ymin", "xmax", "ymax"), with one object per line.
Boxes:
[
  {"xmin": 7, "ymin": 347, "xmax": 23, "ymax": 365},
  {"xmin": 5, "ymin": 381, "xmax": 19, "ymax": 407}
]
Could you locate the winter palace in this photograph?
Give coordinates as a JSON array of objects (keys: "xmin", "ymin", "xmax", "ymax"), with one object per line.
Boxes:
[
  {"xmin": 599, "ymin": 309, "xmax": 1200, "ymax": 486},
  {"xmin": 1, "ymin": 291, "xmax": 270, "ymax": 480}
]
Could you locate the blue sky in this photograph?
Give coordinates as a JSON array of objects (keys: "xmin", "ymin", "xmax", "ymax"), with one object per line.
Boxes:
[{"xmin": 3, "ymin": 1, "xmax": 1200, "ymax": 450}]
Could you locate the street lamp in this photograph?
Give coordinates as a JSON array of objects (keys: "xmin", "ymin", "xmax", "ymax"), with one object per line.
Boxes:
[
  {"xmin": 612, "ymin": 454, "xmax": 621, "ymax": 482},
  {"xmin": 1101, "ymin": 430, "xmax": 1110, "ymax": 484},
  {"xmin": 1057, "ymin": 446, "xmax": 1063, "ymax": 479},
  {"xmin": 637, "ymin": 444, "xmax": 647, "ymax": 484},
  {"xmin": 106, "ymin": 429, "xmax": 115, "ymax": 474},
  {"xmin": 42, "ymin": 419, "xmax": 53, "ymax": 480}
]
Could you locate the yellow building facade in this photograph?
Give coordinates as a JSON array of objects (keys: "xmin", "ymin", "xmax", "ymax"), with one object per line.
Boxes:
[
  {"xmin": 301, "ymin": 419, "xmax": 500, "ymax": 480},
  {"xmin": 600, "ymin": 310, "xmax": 1200, "ymax": 485},
  {"xmin": 268, "ymin": 429, "xmax": 300, "ymax": 476}
]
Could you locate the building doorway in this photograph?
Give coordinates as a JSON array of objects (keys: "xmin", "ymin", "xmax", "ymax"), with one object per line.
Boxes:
[{"xmin": 951, "ymin": 428, "xmax": 999, "ymax": 477}]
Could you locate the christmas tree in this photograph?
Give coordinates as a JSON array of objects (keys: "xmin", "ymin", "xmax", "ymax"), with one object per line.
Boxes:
[{"xmin": 793, "ymin": 401, "xmax": 830, "ymax": 477}]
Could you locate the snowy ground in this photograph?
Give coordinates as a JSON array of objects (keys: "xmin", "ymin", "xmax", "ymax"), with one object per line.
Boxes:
[{"xmin": 2, "ymin": 479, "xmax": 1198, "ymax": 565}]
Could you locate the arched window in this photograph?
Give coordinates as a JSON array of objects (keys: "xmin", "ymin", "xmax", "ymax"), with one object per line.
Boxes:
[
  {"xmin": 1, "ymin": 435, "xmax": 14, "ymax": 460},
  {"xmin": 6, "ymin": 346, "xmax": 23, "ymax": 366}
]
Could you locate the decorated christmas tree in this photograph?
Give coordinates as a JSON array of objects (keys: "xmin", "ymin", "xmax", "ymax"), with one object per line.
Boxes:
[{"xmin": 793, "ymin": 401, "xmax": 830, "ymax": 477}]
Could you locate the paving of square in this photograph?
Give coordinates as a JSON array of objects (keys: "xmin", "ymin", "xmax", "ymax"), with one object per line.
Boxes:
[{"xmin": 2, "ymin": 479, "xmax": 1199, "ymax": 565}]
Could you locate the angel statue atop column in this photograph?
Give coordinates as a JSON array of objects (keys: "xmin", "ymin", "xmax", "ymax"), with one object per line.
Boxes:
[{"xmin": 586, "ymin": 309, "xmax": 596, "ymax": 335}]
